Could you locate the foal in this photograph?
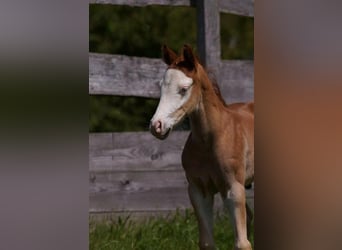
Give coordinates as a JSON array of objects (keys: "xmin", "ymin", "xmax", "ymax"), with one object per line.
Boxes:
[{"xmin": 150, "ymin": 45, "xmax": 254, "ymax": 250}]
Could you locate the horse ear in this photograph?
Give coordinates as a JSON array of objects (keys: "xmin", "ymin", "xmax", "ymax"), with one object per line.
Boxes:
[
  {"xmin": 182, "ymin": 44, "xmax": 196, "ymax": 70},
  {"xmin": 162, "ymin": 45, "xmax": 177, "ymax": 65}
]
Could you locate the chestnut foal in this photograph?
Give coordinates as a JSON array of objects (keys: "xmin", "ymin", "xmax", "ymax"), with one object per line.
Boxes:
[{"xmin": 150, "ymin": 45, "xmax": 254, "ymax": 250}]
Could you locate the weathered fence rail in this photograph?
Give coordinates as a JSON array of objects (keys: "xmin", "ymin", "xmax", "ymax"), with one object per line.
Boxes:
[
  {"xmin": 89, "ymin": 131, "xmax": 254, "ymax": 219},
  {"xmin": 89, "ymin": 0, "xmax": 254, "ymax": 219},
  {"xmin": 89, "ymin": 53, "xmax": 254, "ymax": 103}
]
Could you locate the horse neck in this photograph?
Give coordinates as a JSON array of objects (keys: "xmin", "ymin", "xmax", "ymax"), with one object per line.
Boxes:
[{"xmin": 189, "ymin": 69, "xmax": 226, "ymax": 143}]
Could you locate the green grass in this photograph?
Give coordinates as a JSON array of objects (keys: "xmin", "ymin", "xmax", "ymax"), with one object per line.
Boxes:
[{"xmin": 90, "ymin": 210, "xmax": 254, "ymax": 250}]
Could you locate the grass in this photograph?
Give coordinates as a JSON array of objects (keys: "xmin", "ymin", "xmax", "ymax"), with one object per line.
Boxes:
[{"xmin": 90, "ymin": 210, "xmax": 254, "ymax": 250}]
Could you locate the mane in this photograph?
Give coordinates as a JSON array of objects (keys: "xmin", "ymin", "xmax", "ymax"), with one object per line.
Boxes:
[{"xmin": 203, "ymin": 67, "xmax": 227, "ymax": 106}]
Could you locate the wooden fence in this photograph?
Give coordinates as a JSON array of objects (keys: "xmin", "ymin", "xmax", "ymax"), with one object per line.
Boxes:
[{"xmin": 89, "ymin": 0, "xmax": 254, "ymax": 220}]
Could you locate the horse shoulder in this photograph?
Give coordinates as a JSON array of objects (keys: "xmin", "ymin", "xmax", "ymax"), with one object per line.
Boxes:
[{"xmin": 226, "ymin": 102, "xmax": 254, "ymax": 116}]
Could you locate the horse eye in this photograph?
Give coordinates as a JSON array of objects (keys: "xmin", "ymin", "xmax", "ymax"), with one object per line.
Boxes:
[{"xmin": 179, "ymin": 87, "xmax": 188, "ymax": 96}]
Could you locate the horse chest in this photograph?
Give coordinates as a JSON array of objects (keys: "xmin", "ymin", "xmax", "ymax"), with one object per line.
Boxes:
[{"xmin": 182, "ymin": 144, "xmax": 227, "ymax": 195}]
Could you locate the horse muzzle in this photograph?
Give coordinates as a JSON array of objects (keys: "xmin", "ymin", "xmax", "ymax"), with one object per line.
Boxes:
[{"xmin": 149, "ymin": 120, "xmax": 171, "ymax": 140}]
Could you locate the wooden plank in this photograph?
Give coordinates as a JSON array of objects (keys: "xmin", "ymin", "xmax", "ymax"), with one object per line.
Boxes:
[
  {"xmin": 89, "ymin": 0, "xmax": 193, "ymax": 7},
  {"xmin": 90, "ymin": 131, "xmax": 189, "ymax": 172},
  {"xmin": 90, "ymin": 166, "xmax": 254, "ymax": 200},
  {"xmin": 90, "ymin": 185, "xmax": 253, "ymax": 214},
  {"xmin": 220, "ymin": 0, "xmax": 254, "ymax": 17},
  {"xmin": 219, "ymin": 0, "xmax": 254, "ymax": 17},
  {"xmin": 90, "ymin": 156, "xmax": 183, "ymax": 172},
  {"xmin": 89, "ymin": 170, "xmax": 190, "ymax": 213},
  {"xmin": 91, "ymin": 131, "xmax": 187, "ymax": 152},
  {"xmin": 110, "ymin": 131, "xmax": 188, "ymax": 149},
  {"xmin": 220, "ymin": 60, "xmax": 254, "ymax": 104},
  {"xmin": 89, "ymin": 53, "xmax": 164, "ymax": 98},
  {"xmin": 89, "ymin": 170, "xmax": 188, "ymax": 193},
  {"xmin": 90, "ymin": 186, "xmax": 190, "ymax": 213},
  {"xmin": 196, "ymin": 0, "xmax": 221, "ymax": 82},
  {"xmin": 89, "ymin": 53, "xmax": 254, "ymax": 102},
  {"xmin": 89, "ymin": 0, "xmax": 254, "ymax": 17}
]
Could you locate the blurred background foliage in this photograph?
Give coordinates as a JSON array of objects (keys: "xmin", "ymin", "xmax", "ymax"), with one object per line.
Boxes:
[{"xmin": 89, "ymin": 4, "xmax": 253, "ymax": 132}]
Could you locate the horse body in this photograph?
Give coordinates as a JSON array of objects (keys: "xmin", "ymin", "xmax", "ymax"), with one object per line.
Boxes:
[
  {"xmin": 150, "ymin": 45, "xmax": 254, "ymax": 250},
  {"xmin": 183, "ymin": 102, "xmax": 254, "ymax": 197}
]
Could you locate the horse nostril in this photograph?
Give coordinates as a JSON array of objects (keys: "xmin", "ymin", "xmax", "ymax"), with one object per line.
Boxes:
[
  {"xmin": 155, "ymin": 120, "xmax": 162, "ymax": 133},
  {"xmin": 151, "ymin": 120, "xmax": 162, "ymax": 134}
]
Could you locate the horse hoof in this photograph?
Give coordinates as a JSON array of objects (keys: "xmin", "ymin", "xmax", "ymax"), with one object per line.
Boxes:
[
  {"xmin": 234, "ymin": 246, "xmax": 252, "ymax": 250},
  {"xmin": 234, "ymin": 242, "xmax": 252, "ymax": 250}
]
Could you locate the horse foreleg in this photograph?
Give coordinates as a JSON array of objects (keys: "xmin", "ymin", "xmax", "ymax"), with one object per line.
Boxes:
[
  {"xmin": 224, "ymin": 181, "xmax": 252, "ymax": 250},
  {"xmin": 188, "ymin": 183, "xmax": 215, "ymax": 250},
  {"xmin": 245, "ymin": 202, "xmax": 253, "ymax": 240}
]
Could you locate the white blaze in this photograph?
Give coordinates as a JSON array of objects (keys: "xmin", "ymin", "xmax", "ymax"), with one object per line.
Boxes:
[{"xmin": 151, "ymin": 69, "xmax": 193, "ymax": 134}]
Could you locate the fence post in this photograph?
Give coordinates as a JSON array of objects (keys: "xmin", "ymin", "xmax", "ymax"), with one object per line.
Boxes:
[{"xmin": 196, "ymin": 0, "xmax": 221, "ymax": 82}]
